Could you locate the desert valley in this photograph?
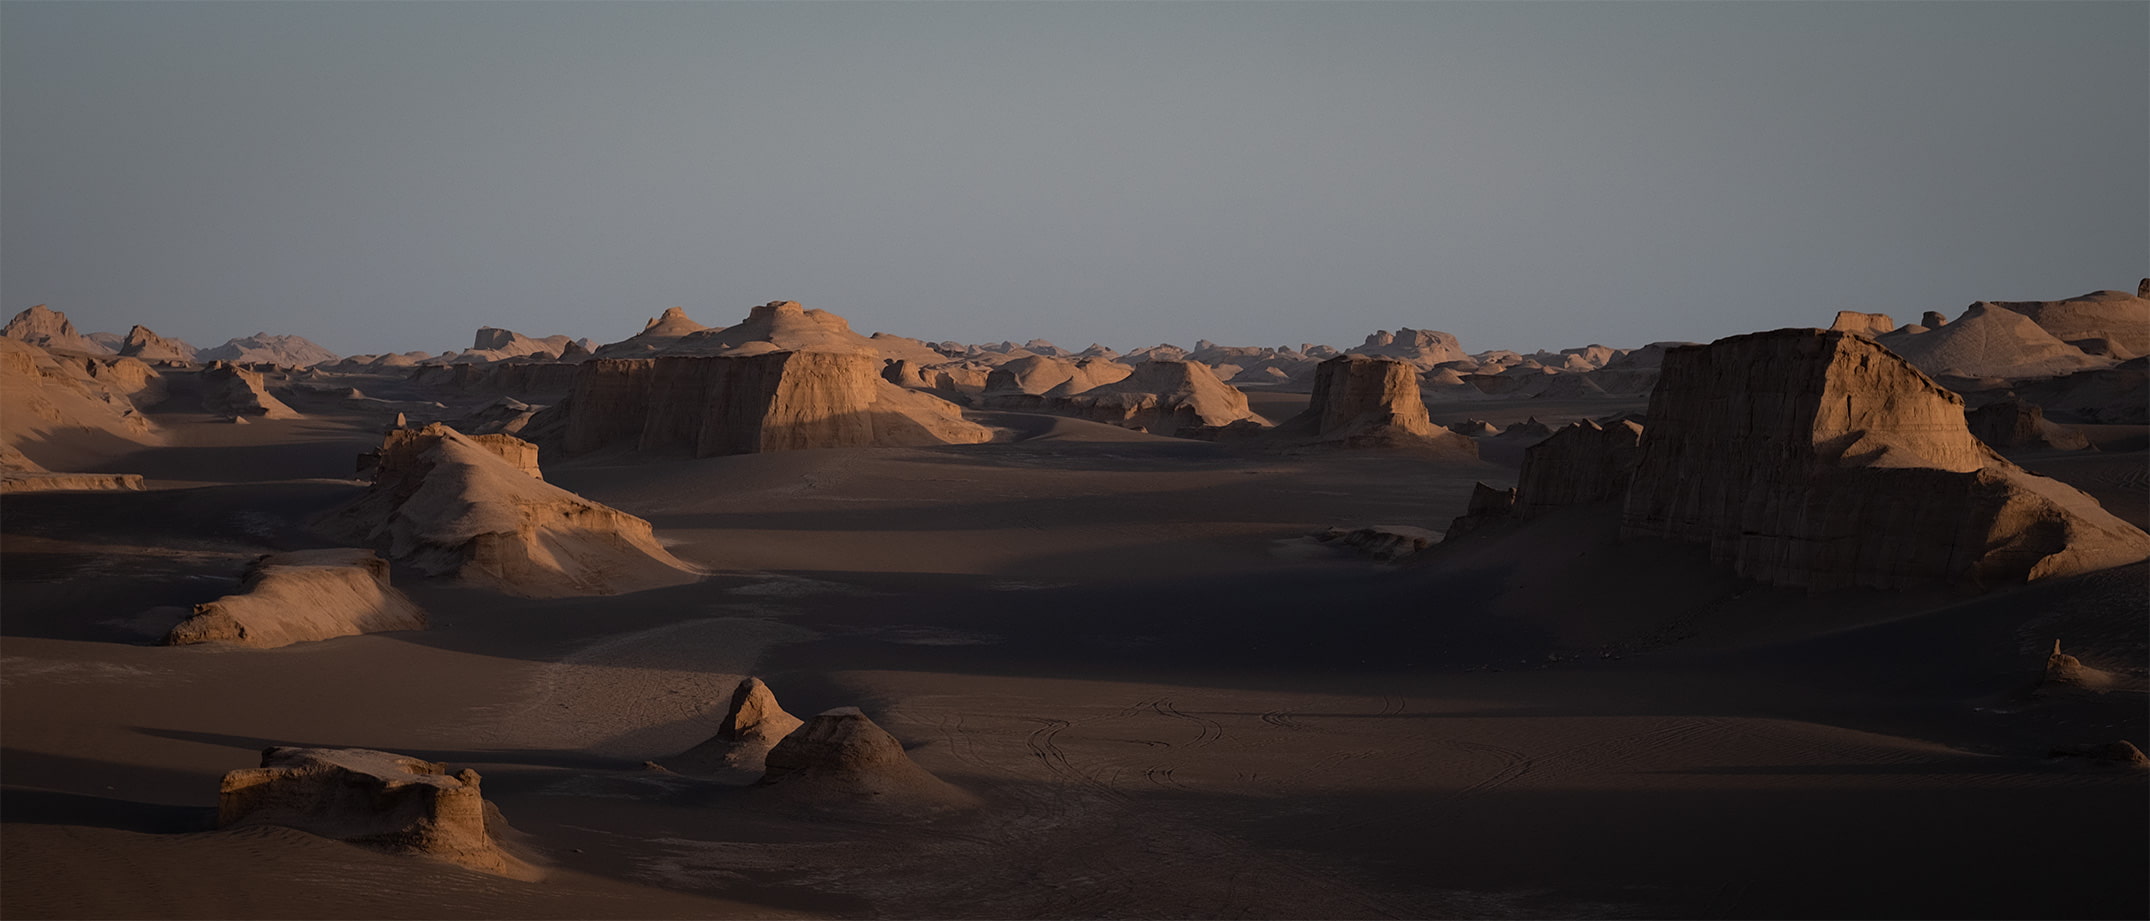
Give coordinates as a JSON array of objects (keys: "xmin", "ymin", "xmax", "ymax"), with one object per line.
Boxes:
[{"xmin": 1, "ymin": 285, "xmax": 2146, "ymax": 919}]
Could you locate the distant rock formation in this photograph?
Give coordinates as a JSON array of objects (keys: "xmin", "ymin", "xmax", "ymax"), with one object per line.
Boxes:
[
  {"xmin": 198, "ymin": 332, "xmax": 338, "ymax": 367},
  {"xmin": 673, "ymin": 677, "xmax": 804, "ymax": 773},
  {"xmin": 980, "ymin": 354, "xmax": 1134, "ymax": 405},
  {"xmin": 1984, "ymin": 288, "xmax": 2150, "ymax": 360},
  {"xmin": 1348, "ymin": 327, "xmax": 1468, "ymax": 370},
  {"xmin": 1314, "ymin": 524, "xmax": 1439, "ymax": 561},
  {"xmin": 760, "ymin": 707, "xmax": 975, "ymax": 810},
  {"xmin": 3, "ymin": 305, "xmax": 109, "ymax": 354},
  {"xmin": 201, "ymin": 362, "xmax": 300, "ymax": 420},
  {"xmin": 2049, "ymin": 741, "xmax": 2149, "ymax": 768},
  {"xmin": 1621, "ymin": 329, "xmax": 2150, "ymax": 589},
  {"xmin": 565, "ymin": 350, "xmax": 991, "ymax": 457},
  {"xmin": 1515, "ymin": 419, "xmax": 1644, "ymax": 516},
  {"xmin": 1443, "ymin": 482, "xmax": 1520, "ymax": 539},
  {"xmin": 1876, "ymin": 303, "xmax": 2106, "ymax": 381},
  {"xmin": 165, "ymin": 549, "xmax": 426, "ymax": 648},
  {"xmin": 324, "ymin": 423, "xmax": 700, "ymax": 597},
  {"xmin": 0, "ymin": 338, "xmax": 160, "ymax": 468},
  {"xmin": 1966, "ymin": 399, "xmax": 2088, "ymax": 452},
  {"xmin": 118, "ymin": 325, "xmax": 198, "ymax": 362},
  {"xmin": 1270, "ymin": 355, "xmax": 1476, "ymax": 454},
  {"xmin": 219, "ymin": 747, "xmax": 531, "ymax": 877},
  {"xmin": 1829, "ymin": 311, "xmax": 1896, "ymax": 337},
  {"xmin": 1038, "ymin": 360, "xmax": 1266, "ymax": 435},
  {"xmin": 2041, "ymin": 640, "xmax": 2114, "ymax": 691},
  {"xmin": 459, "ymin": 327, "xmax": 580, "ymax": 363},
  {"xmin": 1921, "ymin": 311, "xmax": 1949, "ymax": 329},
  {"xmin": 2004, "ymin": 358, "xmax": 2149, "ymax": 425}
]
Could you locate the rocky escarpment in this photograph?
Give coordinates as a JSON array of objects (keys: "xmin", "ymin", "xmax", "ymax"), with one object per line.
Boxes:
[
  {"xmin": 219, "ymin": 747, "xmax": 530, "ymax": 877},
  {"xmin": 1620, "ymin": 329, "xmax": 2150, "ymax": 589},
  {"xmin": 323, "ymin": 423, "xmax": 700, "ymax": 596},
  {"xmin": 563, "ymin": 350, "xmax": 990, "ymax": 457},
  {"xmin": 165, "ymin": 549, "xmax": 426, "ymax": 648},
  {"xmin": 1270, "ymin": 354, "xmax": 1475, "ymax": 454}
]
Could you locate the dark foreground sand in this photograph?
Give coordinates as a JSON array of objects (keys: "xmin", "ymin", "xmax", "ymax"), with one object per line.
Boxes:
[{"xmin": 2, "ymin": 396, "xmax": 2144, "ymax": 919}]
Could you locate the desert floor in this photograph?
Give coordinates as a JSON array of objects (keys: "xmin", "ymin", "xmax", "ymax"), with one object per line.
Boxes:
[{"xmin": 3, "ymin": 389, "xmax": 2145, "ymax": 919}]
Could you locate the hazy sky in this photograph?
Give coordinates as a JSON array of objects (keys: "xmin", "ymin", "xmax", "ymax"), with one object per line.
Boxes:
[{"xmin": 4, "ymin": 1, "xmax": 2144, "ymax": 358}]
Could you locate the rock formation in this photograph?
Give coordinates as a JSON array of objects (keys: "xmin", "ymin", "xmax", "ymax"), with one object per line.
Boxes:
[
  {"xmin": 2040, "ymin": 640, "xmax": 2114, "ymax": 691},
  {"xmin": 459, "ymin": 327, "xmax": 580, "ymax": 363},
  {"xmin": 198, "ymin": 332, "xmax": 338, "ymax": 367},
  {"xmin": 118, "ymin": 325, "xmax": 198, "ymax": 362},
  {"xmin": 1039, "ymin": 360, "xmax": 1266, "ymax": 435},
  {"xmin": 164, "ymin": 549, "xmax": 426, "ymax": 648},
  {"xmin": 1515, "ymin": 419, "xmax": 1645, "ymax": 516},
  {"xmin": 3, "ymin": 305, "xmax": 109, "ymax": 353},
  {"xmin": 219, "ymin": 747, "xmax": 529, "ymax": 876},
  {"xmin": 1443, "ymin": 482, "xmax": 1520, "ymax": 539},
  {"xmin": 2005, "ymin": 358, "xmax": 2149, "ymax": 425},
  {"xmin": 1921, "ymin": 310, "xmax": 1949, "ymax": 329},
  {"xmin": 673, "ymin": 677, "xmax": 805, "ymax": 773},
  {"xmin": 980, "ymin": 354, "xmax": 1134, "ymax": 405},
  {"xmin": 1829, "ymin": 311, "xmax": 1896, "ymax": 337},
  {"xmin": 1314, "ymin": 525, "xmax": 1440, "ymax": 561},
  {"xmin": 564, "ymin": 350, "xmax": 991, "ymax": 457},
  {"xmin": 1984, "ymin": 288, "xmax": 2150, "ymax": 360},
  {"xmin": 1348, "ymin": 327, "xmax": 1469, "ymax": 370},
  {"xmin": 1876, "ymin": 303, "xmax": 2107, "ymax": 381},
  {"xmin": 1620, "ymin": 329, "xmax": 2150, "ymax": 589},
  {"xmin": 1270, "ymin": 355, "xmax": 1475, "ymax": 454},
  {"xmin": 1966, "ymin": 399, "xmax": 2089, "ymax": 452},
  {"xmin": 2048, "ymin": 741, "xmax": 2150, "ymax": 768},
  {"xmin": 201, "ymin": 362, "xmax": 300, "ymax": 420},
  {"xmin": 324, "ymin": 423, "xmax": 700, "ymax": 597},
  {"xmin": 0, "ymin": 337, "xmax": 160, "ymax": 470},
  {"xmin": 759, "ymin": 707, "xmax": 975, "ymax": 809}
]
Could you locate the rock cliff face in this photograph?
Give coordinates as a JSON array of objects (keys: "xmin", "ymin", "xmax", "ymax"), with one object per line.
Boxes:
[
  {"xmin": 1829, "ymin": 311, "xmax": 1896, "ymax": 337},
  {"xmin": 219, "ymin": 747, "xmax": 527, "ymax": 877},
  {"xmin": 1620, "ymin": 329, "xmax": 2150, "ymax": 589},
  {"xmin": 118, "ymin": 325, "xmax": 198, "ymax": 362},
  {"xmin": 1515, "ymin": 420, "xmax": 1644, "ymax": 516},
  {"xmin": 201, "ymin": 362, "xmax": 299, "ymax": 419},
  {"xmin": 165, "ymin": 549, "xmax": 426, "ymax": 648},
  {"xmin": 1038, "ymin": 360, "xmax": 1266, "ymax": 434},
  {"xmin": 1270, "ymin": 355, "xmax": 1474, "ymax": 454},
  {"xmin": 563, "ymin": 350, "xmax": 990, "ymax": 457},
  {"xmin": 323, "ymin": 423, "xmax": 700, "ymax": 597},
  {"xmin": 3, "ymin": 305, "xmax": 109, "ymax": 353}
]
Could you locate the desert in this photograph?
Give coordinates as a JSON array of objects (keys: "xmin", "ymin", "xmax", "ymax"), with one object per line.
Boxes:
[{"xmin": 4, "ymin": 3, "xmax": 2146, "ymax": 919}]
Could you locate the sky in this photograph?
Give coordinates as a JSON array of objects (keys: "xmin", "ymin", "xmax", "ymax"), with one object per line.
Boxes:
[{"xmin": 3, "ymin": 1, "xmax": 2144, "ymax": 358}]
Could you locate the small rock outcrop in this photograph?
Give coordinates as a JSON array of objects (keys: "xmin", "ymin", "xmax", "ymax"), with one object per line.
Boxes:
[
  {"xmin": 759, "ymin": 707, "xmax": 975, "ymax": 810},
  {"xmin": 164, "ymin": 549, "xmax": 426, "ymax": 648},
  {"xmin": 1514, "ymin": 419, "xmax": 1644, "ymax": 516},
  {"xmin": 219, "ymin": 747, "xmax": 530, "ymax": 876},
  {"xmin": 1620, "ymin": 329, "xmax": 2150, "ymax": 589},
  {"xmin": 200, "ymin": 362, "xmax": 299, "ymax": 420},
  {"xmin": 1269, "ymin": 355, "xmax": 1475, "ymax": 455},
  {"xmin": 324, "ymin": 423, "xmax": 700, "ymax": 597},
  {"xmin": 1966, "ymin": 399, "xmax": 2089, "ymax": 451},
  {"xmin": 1921, "ymin": 311, "xmax": 1949, "ymax": 329},
  {"xmin": 1829, "ymin": 311, "xmax": 1896, "ymax": 337},
  {"xmin": 3, "ymin": 305, "xmax": 108, "ymax": 353},
  {"xmin": 673, "ymin": 677, "xmax": 805, "ymax": 773},
  {"xmin": 2041, "ymin": 640, "xmax": 2115, "ymax": 691}
]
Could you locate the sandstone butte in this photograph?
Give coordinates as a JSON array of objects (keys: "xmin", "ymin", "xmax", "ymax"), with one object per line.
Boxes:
[
  {"xmin": 673, "ymin": 676, "xmax": 806, "ymax": 773},
  {"xmin": 1828, "ymin": 310, "xmax": 1896, "ymax": 337},
  {"xmin": 322, "ymin": 423, "xmax": 700, "ymax": 597},
  {"xmin": 201, "ymin": 361, "xmax": 300, "ymax": 420},
  {"xmin": 564, "ymin": 301, "xmax": 991, "ymax": 456},
  {"xmin": 219, "ymin": 746, "xmax": 533, "ymax": 878},
  {"xmin": 164, "ymin": 549, "xmax": 426, "ymax": 648},
  {"xmin": 1620, "ymin": 328, "xmax": 2150, "ymax": 589},
  {"xmin": 1271, "ymin": 353, "xmax": 1477, "ymax": 455},
  {"xmin": 759, "ymin": 707, "xmax": 977, "ymax": 811}
]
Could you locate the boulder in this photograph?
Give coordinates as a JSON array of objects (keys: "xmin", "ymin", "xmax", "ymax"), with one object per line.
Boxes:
[
  {"xmin": 201, "ymin": 362, "xmax": 299, "ymax": 420},
  {"xmin": 323, "ymin": 423, "xmax": 700, "ymax": 597},
  {"xmin": 1829, "ymin": 311, "xmax": 1896, "ymax": 337},
  {"xmin": 164, "ymin": 549, "xmax": 425, "ymax": 648},
  {"xmin": 760, "ymin": 707, "xmax": 975, "ymax": 809},
  {"xmin": 3, "ymin": 305, "xmax": 108, "ymax": 353},
  {"xmin": 1620, "ymin": 329, "xmax": 2150, "ymax": 589},
  {"xmin": 118, "ymin": 325, "xmax": 198, "ymax": 362},
  {"xmin": 219, "ymin": 746, "xmax": 529, "ymax": 876},
  {"xmin": 1270, "ymin": 355, "xmax": 1476, "ymax": 454}
]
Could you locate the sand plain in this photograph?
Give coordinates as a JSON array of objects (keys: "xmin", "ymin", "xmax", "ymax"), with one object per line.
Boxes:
[{"xmin": 2, "ymin": 373, "xmax": 2146, "ymax": 920}]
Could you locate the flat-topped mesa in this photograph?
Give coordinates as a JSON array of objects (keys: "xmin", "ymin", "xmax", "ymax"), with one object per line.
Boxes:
[
  {"xmin": 201, "ymin": 361, "xmax": 300, "ymax": 420},
  {"xmin": 1040, "ymin": 359, "xmax": 1266, "ymax": 435},
  {"xmin": 119, "ymin": 324, "xmax": 197, "ymax": 362},
  {"xmin": 324, "ymin": 423, "xmax": 699, "ymax": 597},
  {"xmin": 219, "ymin": 746, "xmax": 529, "ymax": 877},
  {"xmin": 165, "ymin": 549, "xmax": 425, "ymax": 648},
  {"xmin": 3, "ymin": 305, "xmax": 108, "ymax": 353},
  {"xmin": 1272, "ymin": 354, "xmax": 1475, "ymax": 454},
  {"xmin": 564, "ymin": 350, "xmax": 990, "ymax": 457},
  {"xmin": 1829, "ymin": 311, "xmax": 1896, "ymax": 338},
  {"xmin": 759, "ymin": 707, "xmax": 976, "ymax": 809},
  {"xmin": 1621, "ymin": 329, "xmax": 2150, "ymax": 589},
  {"xmin": 1514, "ymin": 419, "xmax": 1645, "ymax": 516}
]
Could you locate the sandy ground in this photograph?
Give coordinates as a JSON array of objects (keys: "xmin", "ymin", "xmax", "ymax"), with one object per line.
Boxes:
[{"xmin": 2, "ymin": 387, "xmax": 2145, "ymax": 919}]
